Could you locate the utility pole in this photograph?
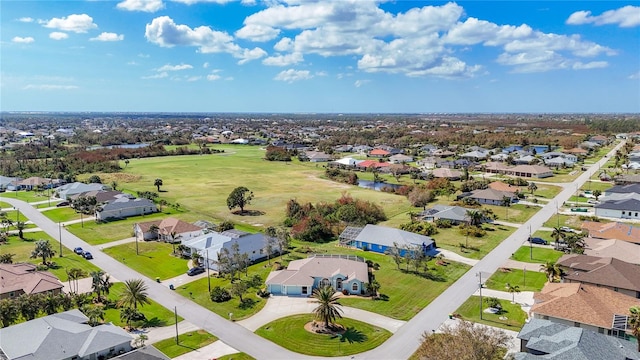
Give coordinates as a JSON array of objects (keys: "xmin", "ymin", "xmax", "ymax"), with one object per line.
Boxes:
[
  {"xmin": 529, "ymin": 224, "xmax": 533, "ymax": 260},
  {"xmin": 477, "ymin": 272, "xmax": 483, "ymax": 320},
  {"xmin": 206, "ymin": 249, "xmax": 211, "ymax": 293},
  {"xmin": 174, "ymin": 307, "xmax": 179, "ymax": 345}
]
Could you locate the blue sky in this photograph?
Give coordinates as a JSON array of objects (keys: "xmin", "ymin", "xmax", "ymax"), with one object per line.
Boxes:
[{"xmin": 1, "ymin": 1, "xmax": 639, "ymax": 113}]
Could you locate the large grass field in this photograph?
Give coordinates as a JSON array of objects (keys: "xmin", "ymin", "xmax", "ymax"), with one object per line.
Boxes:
[
  {"xmin": 103, "ymin": 282, "xmax": 182, "ymax": 327},
  {"xmin": 103, "ymin": 241, "xmax": 189, "ymax": 280},
  {"xmin": 456, "ymin": 296, "xmax": 527, "ymax": 331},
  {"xmin": 42, "ymin": 207, "xmax": 82, "ymax": 223},
  {"xmin": 580, "ymin": 180, "xmax": 614, "ymax": 192},
  {"xmin": 0, "ymin": 232, "xmax": 101, "ymax": 281},
  {"xmin": 431, "ymin": 224, "xmax": 515, "ymax": 260},
  {"xmin": 484, "ymin": 268, "xmax": 547, "ymax": 292},
  {"xmin": 153, "ymin": 330, "xmax": 217, "ymax": 358},
  {"xmin": 255, "ymin": 314, "xmax": 391, "ymax": 357},
  {"xmin": 511, "ymin": 246, "xmax": 564, "ymax": 264}
]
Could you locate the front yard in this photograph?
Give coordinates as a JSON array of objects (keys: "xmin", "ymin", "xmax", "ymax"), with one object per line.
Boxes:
[
  {"xmin": 153, "ymin": 330, "xmax": 217, "ymax": 358},
  {"xmin": 511, "ymin": 246, "xmax": 564, "ymax": 264},
  {"xmin": 484, "ymin": 268, "xmax": 547, "ymax": 292},
  {"xmin": 455, "ymin": 296, "xmax": 527, "ymax": 331},
  {"xmin": 42, "ymin": 207, "xmax": 82, "ymax": 223},
  {"xmin": 102, "ymin": 241, "xmax": 189, "ymax": 280},
  {"xmin": 103, "ymin": 282, "xmax": 182, "ymax": 328},
  {"xmin": 431, "ymin": 224, "xmax": 515, "ymax": 260}
]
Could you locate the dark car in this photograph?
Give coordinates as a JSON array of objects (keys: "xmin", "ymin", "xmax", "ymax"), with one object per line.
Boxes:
[
  {"xmin": 187, "ymin": 267, "xmax": 205, "ymax": 276},
  {"xmin": 74, "ymin": 247, "xmax": 84, "ymax": 255},
  {"xmin": 528, "ymin": 237, "xmax": 548, "ymax": 245},
  {"xmin": 82, "ymin": 251, "xmax": 93, "ymax": 260},
  {"xmin": 56, "ymin": 201, "xmax": 70, "ymax": 207}
]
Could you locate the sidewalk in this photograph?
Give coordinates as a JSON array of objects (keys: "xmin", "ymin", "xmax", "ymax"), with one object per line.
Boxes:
[{"xmin": 100, "ymin": 237, "xmax": 137, "ymax": 249}]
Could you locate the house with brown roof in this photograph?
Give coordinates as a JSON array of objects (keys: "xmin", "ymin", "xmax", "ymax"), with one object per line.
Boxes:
[
  {"xmin": 488, "ymin": 181, "xmax": 522, "ymax": 194},
  {"xmin": 581, "ymin": 221, "xmax": 640, "ymax": 245},
  {"xmin": 431, "ymin": 168, "xmax": 462, "ymax": 180},
  {"xmin": 506, "ymin": 165, "xmax": 553, "ymax": 178},
  {"xmin": 266, "ymin": 255, "xmax": 368, "ymax": 296},
  {"xmin": 562, "ymin": 147, "xmax": 589, "ymax": 156},
  {"xmin": 369, "ymin": 148, "xmax": 390, "ymax": 157},
  {"xmin": 134, "ymin": 217, "xmax": 204, "ymax": 242},
  {"xmin": 584, "ymin": 238, "xmax": 640, "ymax": 265},
  {"xmin": 531, "ymin": 282, "xmax": 640, "ymax": 338},
  {"xmin": 0, "ymin": 263, "xmax": 64, "ymax": 300},
  {"xmin": 481, "ymin": 161, "xmax": 511, "ymax": 174},
  {"xmin": 557, "ymin": 254, "xmax": 640, "ymax": 299}
]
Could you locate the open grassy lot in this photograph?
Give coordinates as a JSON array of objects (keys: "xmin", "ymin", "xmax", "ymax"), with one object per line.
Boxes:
[
  {"xmin": 1, "ymin": 209, "xmax": 29, "ymax": 223},
  {"xmin": 511, "ymin": 246, "xmax": 564, "ymax": 264},
  {"xmin": 456, "ymin": 296, "xmax": 527, "ymax": 331},
  {"xmin": 256, "ymin": 314, "xmax": 391, "ymax": 357},
  {"xmin": 2, "ymin": 191, "xmax": 50, "ymax": 203},
  {"xmin": 485, "ymin": 203, "xmax": 540, "ymax": 223},
  {"xmin": 103, "ymin": 241, "xmax": 188, "ymax": 280},
  {"xmin": 0, "ymin": 232, "xmax": 101, "ymax": 281},
  {"xmin": 0, "ymin": 201, "xmax": 11, "ymax": 209},
  {"xmin": 485, "ymin": 268, "xmax": 547, "ymax": 292},
  {"xmin": 109, "ymin": 146, "xmax": 413, "ymax": 228},
  {"xmin": 580, "ymin": 180, "xmax": 613, "ymax": 192},
  {"xmin": 431, "ymin": 224, "xmax": 515, "ymax": 260},
  {"xmin": 103, "ymin": 282, "xmax": 182, "ymax": 327},
  {"xmin": 531, "ymin": 184, "xmax": 562, "ymax": 199},
  {"xmin": 154, "ymin": 330, "xmax": 218, "ymax": 358},
  {"xmin": 218, "ymin": 353, "xmax": 254, "ymax": 360},
  {"xmin": 287, "ymin": 240, "xmax": 470, "ymax": 320},
  {"xmin": 42, "ymin": 207, "xmax": 82, "ymax": 223},
  {"xmin": 533, "ymin": 168, "xmax": 582, "ymax": 183},
  {"xmin": 542, "ymin": 214, "xmax": 583, "ymax": 229}
]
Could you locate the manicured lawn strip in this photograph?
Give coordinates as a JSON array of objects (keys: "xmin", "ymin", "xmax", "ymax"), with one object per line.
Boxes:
[
  {"xmin": 103, "ymin": 241, "xmax": 188, "ymax": 280},
  {"xmin": 568, "ymin": 196, "xmax": 589, "ymax": 203},
  {"xmin": 7, "ymin": 223, "xmax": 38, "ymax": 231},
  {"xmin": 174, "ymin": 262, "xmax": 271, "ymax": 320},
  {"xmin": 0, "ymin": 201, "xmax": 11, "ymax": 209},
  {"xmin": 2, "ymin": 209, "xmax": 29, "ymax": 223},
  {"xmin": 432, "ymin": 224, "xmax": 515, "ymax": 260},
  {"xmin": 255, "ymin": 314, "xmax": 391, "ymax": 357},
  {"xmin": 580, "ymin": 180, "xmax": 613, "ymax": 192},
  {"xmin": 42, "ymin": 207, "xmax": 81, "ymax": 223},
  {"xmin": 511, "ymin": 246, "xmax": 564, "ymax": 264},
  {"xmin": 218, "ymin": 353, "xmax": 255, "ymax": 360},
  {"xmin": 456, "ymin": 296, "xmax": 527, "ymax": 331},
  {"xmin": 2, "ymin": 191, "xmax": 50, "ymax": 203},
  {"xmin": 1, "ymin": 233, "xmax": 101, "ymax": 281},
  {"xmin": 103, "ymin": 283, "xmax": 182, "ymax": 327},
  {"xmin": 154, "ymin": 330, "xmax": 217, "ymax": 358},
  {"xmin": 484, "ymin": 268, "xmax": 547, "ymax": 292},
  {"xmin": 484, "ymin": 203, "xmax": 540, "ymax": 223}
]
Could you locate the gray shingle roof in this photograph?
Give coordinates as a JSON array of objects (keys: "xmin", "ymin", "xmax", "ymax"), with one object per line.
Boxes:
[
  {"xmin": 354, "ymin": 224, "xmax": 433, "ymax": 249},
  {"xmin": 596, "ymin": 198, "xmax": 640, "ymax": 211}
]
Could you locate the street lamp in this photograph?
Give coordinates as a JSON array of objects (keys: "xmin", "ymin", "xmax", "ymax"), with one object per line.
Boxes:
[
  {"xmin": 206, "ymin": 249, "xmax": 211, "ymax": 293},
  {"xmin": 135, "ymin": 230, "xmax": 139, "ymax": 255}
]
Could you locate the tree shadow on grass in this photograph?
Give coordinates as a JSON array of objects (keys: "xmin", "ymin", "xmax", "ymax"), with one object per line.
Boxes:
[
  {"xmin": 232, "ymin": 210, "xmax": 266, "ymax": 216},
  {"xmin": 340, "ymin": 327, "xmax": 368, "ymax": 344},
  {"xmin": 142, "ymin": 317, "xmax": 167, "ymax": 327}
]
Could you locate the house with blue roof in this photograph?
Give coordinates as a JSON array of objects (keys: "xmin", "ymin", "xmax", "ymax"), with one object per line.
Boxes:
[{"xmin": 338, "ymin": 224, "xmax": 435, "ymax": 256}]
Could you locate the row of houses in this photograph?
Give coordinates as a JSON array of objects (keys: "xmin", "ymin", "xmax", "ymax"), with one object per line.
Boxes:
[
  {"xmin": 0, "ymin": 176, "xmax": 65, "ymax": 192},
  {"xmin": 594, "ymin": 183, "xmax": 640, "ymax": 220}
]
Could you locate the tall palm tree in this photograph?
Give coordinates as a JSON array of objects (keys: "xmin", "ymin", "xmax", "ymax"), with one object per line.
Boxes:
[
  {"xmin": 118, "ymin": 279, "xmax": 151, "ymax": 310},
  {"xmin": 465, "ymin": 209, "xmax": 483, "ymax": 227},
  {"xmin": 312, "ymin": 286, "xmax": 343, "ymax": 329},
  {"xmin": 629, "ymin": 306, "xmax": 640, "ymax": 352},
  {"xmin": 501, "ymin": 196, "xmax": 511, "ymax": 220},
  {"xmin": 551, "ymin": 226, "xmax": 565, "ymax": 250},
  {"xmin": 527, "ymin": 182, "xmax": 538, "ymax": 196},
  {"xmin": 540, "ymin": 261, "xmax": 561, "ymax": 283},
  {"xmin": 120, "ymin": 307, "xmax": 144, "ymax": 330},
  {"xmin": 154, "ymin": 178, "xmax": 163, "ymax": 192},
  {"xmin": 30, "ymin": 240, "xmax": 56, "ymax": 265},
  {"xmin": 15, "ymin": 221, "xmax": 26, "ymax": 240},
  {"xmin": 81, "ymin": 304, "xmax": 105, "ymax": 326},
  {"xmin": 506, "ymin": 283, "xmax": 521, "ymax": 303},
  {"xmin": 170, "ymin": 231, "xmax": 181, "ymax": 254},
  {"xmin": 367, "ymin": 280, "xmax": 381, "ymax": 299},
  {"xmin": 90, "ymin": 271, "xmax": 111, "ymax": 303},
  {"xmin": 67, "ymin": 268, "xmax": 87, "ymax": 294}
]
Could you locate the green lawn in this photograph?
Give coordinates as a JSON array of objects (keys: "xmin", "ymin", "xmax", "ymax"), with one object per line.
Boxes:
[
  {"xmin": 154, "ymin": 330, "xmax": 217, "ymax": 358},
  {"xmin": 255, "ymin": 314, "xmax": 391, "ymax": 357},
  {"xmin": 0, "ymin": 232, "xmax": 101, "ymax": 281},
  {"xmin": 485, "ymin": 203, "xmax": 541, "ymax": 223},
  {"xmin": 456, "ymin": 296, "xmax": 527, "ymax": 331},
  {"xmin": 103, "ymin": 282, "xmax": 182, "ymax": 327},
  {"xmin": 511, "ymin": 246, "xmax": 564, "ymax": 264},
  {"xmin": 1, "ymin": 209, "xmax": 29, "ymax": 223},
  {"xmin": 103, "ymin": 241, "xmax": 189, "ymax": 280},
  {"xmin": 484, "ymin": 268, "xmax": 547, "ymax": 292},
  {"xmin": 42, "ymin": 207, "xmax": 82, "ymax": 223},
  {"xmin": 431, "ymin": 224, "xmax": 515, "ymax": 260},
  {"xmin": 0, "ymin": 201, "xmax": 11, "ymax": 209},
  {"xmin": 218, "ymin": 353, "xmax": 254, "ymax": 360},
  {"xmin": 175, "ymin": 262, "xmax": 272, "ymax": 320},
  {"xmin": 532, "ymin": 184, "xmax": 562, "ymax": 199},
  {"xmin": 1, "ymin": 191, "xmax": 50, "ymax": 203},
  {"xmin": 580, "ymin": 180, "xmax": 613, "ymax": 192},
  {"xmin": 568, "ymin": 196, "xmax": 589, "ymax": 203},
  {"xmin": 542, "ymin": 214, "xmax": 583, "ymax": 229}
]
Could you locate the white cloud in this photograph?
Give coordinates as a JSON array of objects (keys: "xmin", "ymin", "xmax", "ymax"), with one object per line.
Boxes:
[
  {"xmin": 315, "ymin": 71, "xmax": 327, "ymax": 76},
  {"xmin": 572, "ymin": 61, "xmax": 608, "ymax": 70},
  {"xmin": 203, "ymin": 62, "xmax": 209, "ymax": 68},
  {"xmin": 207, "ymin": 74, "xmax": 221, "ymax": 81},
  {"xmin": 12, "ymin": 36, "xmax": 35, "ymax": 44},
  {"xmin": 187, "ymin": 76, "xmax": 202, "ymax": 81},
  {"xmin": 17, "ymin": 17, "xmax": 34, "ymax": 23},
  {"xmin": 629, "ymin": 71, "xmax": 640, "ymax": 80},
  {"xmin": 157, "ymin": 63, "xmax": 193, "ymax": 71},
  {"xmin": 49, "ymin": 32, "xmax": 69, "ymax": 40},
  {"xmin": 567, "ymin": 6, "xmax": 640, "ymax": 27},
  {"xmin": 145, "ymin": 16, "xmax": 266, "ymax": 63},
  {"xmin": 22, "ymin": 84, "xmax": 78, "ymax": 90},
  {"xmin": 42, "ymin": 14, "xmax": 97, "ymax": 33},
  {"xmin": 127, "ymin": 61, "xmax": 138, "ymax": 65},
  {"xmin": 90, "ymin": 32, "xmax": 125, "ymax": 41},
  {"xmin": 236, "ymin": 24, "xmax": 281, "ymax": 42},
  {"xmin": 138, "ymin": 53, "xmax": 150, "ymax": 58},
  {"xmin": 117, "ymin": 0, "xmax": 165, "ymax": 13},
  {"xmin": 274, "ymin": 69, "xmax": 312, "ymax": 83},
  {"xmin": 262, "ymin": 52, "xmax": 303, "ymax": 66},
  {"xmin": 142, "ymin": 72, "xmax": 168, "ymax": 79},
  {"xmin": 354, "ymin": 79, "xmax": 370, "ymax": 87},
  {"xmin": 171, "ymin": 0, "xmax": 234, "ymax": 4}
]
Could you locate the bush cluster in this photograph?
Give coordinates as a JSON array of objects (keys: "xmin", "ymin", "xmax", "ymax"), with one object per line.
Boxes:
[{"xmin": 325, "ymin": 168, "xmax": 358, "ymax": 185}]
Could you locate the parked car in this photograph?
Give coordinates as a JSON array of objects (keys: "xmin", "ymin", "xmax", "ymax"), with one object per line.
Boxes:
[
  {"xmin": 74, "ymin": 247, "xmax": 84, "ymax": 255},
  {"xmin": 587, "ymin": 199, "xmax": 599, "ymax": 204},
  {"xmin": 187, "ymin": 266, "xmax": 205, "ymax": 276},
  {"xmin": 528, "ymin": 237, "xmax": 548, "ymax": 245},
  {"xmin": 560, "ymin": 226, "xmax": 574, "ymax": 233},
  {"xmin": 82, "ymin": 251, "xmax": 93, "ymax": 260},
  {"xmin": 56, "ymin": 201, "xmax": 70, "ymax": 207}
]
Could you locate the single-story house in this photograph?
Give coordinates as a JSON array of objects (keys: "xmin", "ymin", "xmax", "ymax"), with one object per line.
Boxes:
[
  {"xmin": 416, "ymin": 157, "xmax": 437, "ymax": 170},
  {"xmin": 563, "ymin": 147, "xmax": 589, "ymax": 156},
  {"xmin": 304, "ymin": 151, "xmax": 332, "ymax": 162},
  {"xmin": 95, "ymin": 197, "xmax": 157, "ymax": 221},
  {"xmin": 490, "ymin": 153, "xmax": 509, "ymax": 162},
  {"xmin": 431, "ymin": 168, "xmax": 462, "ymax": 180},
  {"xmin": 481, "ymin": 162, "xmax": 511, "ymax": 174},
  {"xmin": 595, "ymin": 198, "xmax": 640, "ymax": 219},
  {"xmin": 419, "ymin": 205, "xmax": 476, "ymax": 224},
  {"xmin": 539, "ymin": 151, "xmax": 565, "ymax": 160},
  {"xmin": 615, "ymin": 174, "xmax": 640, "ymax": 185},
  {"xmin": 338, "ymin": 224, "xmax": 435, "ymax": 255},
  {"xmin": 56, "ymin": 182, "xmax": 107, "ymax": 200},
  {"xmin": 515, "ymin": 318, "xmax": 639, "ymax": 359},
  {"xmin": 134, "ymin": 217, "xmax": 204, "ymax": 242},
  {"xmin": 468, "ymin": 188, "xmax": 516, "ymax": 206},
  {"xmin": 581, "ymin": 221, "xmax": 640, "ymax": 245},
  {"xmin": 388, "ymin": 154, "xmax": 414, "ymax": 164},
  {"xmin": 16, "ymin": 177, "xmax": 62, "ymax": 190},
  {"xmin": 530, "ymin": 283, "xmax": 640, "ymax": 338},
  {"xmin": 544, "ymin": 157, "xmax": 575, "ymax": 168},
  {"xmin": 584, "ymin": 238, "xmax": 640, "ymax": 265},
  {"xmin": 488, "ymin": 181, "xmax": 521, "ymax": 194},
  {"xmin": 0, "ymin": 263, "xmax": 64, "ymax": 300},
  {"xmin": 506, "ymin": 165, "xmax": 553, "ymax": 178},
  {"xmin": 332, "ymin": 157, "xmax": 362, "ymax": 167},
  {"xmin": 369, "ymin": 148, "xmax": 390, "ymax": 157},
  {"xmin": 266, "ymin": 255, "xmax": 368, "ymax": 296},
  {"xmin": 69, "ymin": 190, "xmax": 132, "ymax": 204},
  {"xmin": 0, "ymin": 309, "xmax": 134, "ymax": 360},
  {"xmin": 115, "ymin": 346, "xmax": 170, "ymax": 360},
  {"xmin": 356, "ymin": 160, "xmax": 391, "ymax": 170},
  {"xmin": 460, "ymin": 150, "xmax": 489, "ymax": 161},
  {"xmin": 589, "ymin": 135, "xmax": 609, "ymax": 145},
  {"xmin": 432, "ymin": 149, "xmax": 456, "ymax": 157},
  {"xmin": 557, "ymin": 254, "xmax": 640, "ymax": 299},
  {"xmin": 513, "ymin": 155, "xmax": 537, "ymax": 165},
  {"xmin": 604, "ymin": 183, "xmax": 640, "ymax": 197},
  {"xmin": 0, "ymin": 176, "xmax": 20, "ymax": 191}
]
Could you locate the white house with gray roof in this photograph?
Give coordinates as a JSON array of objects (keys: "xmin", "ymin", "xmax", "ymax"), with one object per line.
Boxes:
[
  {"xmin": 56, "ymin": 182, "xmax": 107, "ymax": 200},
  {"xmin": 95, "ymin": 197, "xmax": 157, "ymax": 221},
  {"xmin": 0, "ymin": 309, "xmax": 133, "ymax": 360},
  {"xmin": 419, "ymin": 205, "xmax": 478, "ymax": 224}
]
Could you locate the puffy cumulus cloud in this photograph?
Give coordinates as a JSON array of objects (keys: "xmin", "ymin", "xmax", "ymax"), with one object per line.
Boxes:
[
  {"xmin": 207, "ymin": 73, "xmax": 221, "ymax": 81},
  {"xmin": 572, "ymin": 61, "xmax": 608, "ymax": 70},
  {"xmin": 629, "ymin": 71, "xmax": 640, "ymax": 80},
  {"xmin": 186, "ymin": 76, "xmax": 202, "ymax": 81},
  {"xmin": 12, "ymin": 36, "xmax": 35, "ymax": 43},
  {"xmin": 90, "ymin": 32, "xmax": 125, "ymax": 41},
  {"xmin": 23, "ymin": 84, "xmax": 78, "ymax": 90},
  {"xmin": 117, "ymin": 0, "xmax": 165, "ymax": 13},
  {"xmin": 444, "ymin": 18, "xmax": 533, "ymax": 46},
  {"xmin": 17, "ymin": 17, "xmax": 34, "ymax": 23},
  {"xmin": 262, "ymin": 52, "xmax": 303, "ymax": 66},
  {"xmin": 274, "ymin": 69, "xmax": 312, "ymax": 83},
  {"xmin": 157, "ymin": 63, "xmax": 193, "ymax": 71},
  {"xmin": 171, "ymin": 0, "xmax": 234, "ymax": 4},
  {"xmin": 145, "ymin": 16, "xmax": 266, "ymax": 64},
  {"xmin": 42, "ymin": 14, "xmax": 97, "ymax": 33},
  {"xmin": 236, "ymin": 24, "xmax": 281, "ymax": 42},
  {"xmin": 567, "ymin": 6, "xmax": 640, "ymax": 28},
  {"xmin": 49, "ymin": 32, "xmax": 69, "ymax": 40}
]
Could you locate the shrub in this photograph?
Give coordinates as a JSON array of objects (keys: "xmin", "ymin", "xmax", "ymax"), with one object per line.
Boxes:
[
  {"xmin": 210, "ymin": 286, "xmax": 232, "ymax": 303},
  {"xmin": 435, "ymin": 219, "xmax": 453, "ymax": 228},
  {"xmin": 459, "ymin": 225, "xmax": 486, "ymax": 238},
  {"xmin": 400, "ymin": 221, "xmax": 438, "ymax": 236},
  {"xmin": 256, "ymin": 289, "xmax": 271, "ymax": 298},
  {"xmin": 265, "ymin": 146, "xmax": 291, "ymax": 161}
]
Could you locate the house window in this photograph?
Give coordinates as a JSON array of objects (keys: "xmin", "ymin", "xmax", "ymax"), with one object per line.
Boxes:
[
  {"xmin": 574, "ymin": 322, "xmax": 580, "ymax": 328},
  {"xmin": 302, "ymin": 286, "xmax": 308, "ymax": 295},
  {"xmin": 598, "ymin": 328, "xmax": 604, "ymax": 334},
  {"xmin": 543, "ymin": 316, "xmax": 549, "ymax": 320},
  {"xmin": 614, "ymin": 287, "xmax": 619, "ymax": 292},
  {"xmin": 336, "ymin": 278, "xmax": 343, "ymax": 290},
  {"xmin": 622, "ymin": 211, "xmax": 626, "ymax": 215},
  {"xmin": 9, "ymin": 292, "xmax": 14, "ymax": 297},
  {"xmin": 320, "ymin": 278, "xmax": 330, "ymax": 288},
  {"xmin": 352, "ymin": 283, "xmax": 358, "ymax": 291}
]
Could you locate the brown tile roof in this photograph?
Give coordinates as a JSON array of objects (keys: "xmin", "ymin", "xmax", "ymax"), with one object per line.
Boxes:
[
  {"xmin": 488, "ymin": 181, "xmax": 521, "ymax": 194},
  {"xmin": 563, "ymin": 147, "xmax": 588, "ymax": 154},
  {"xmin": 509, "ymin": 164, "xmax": 553, "ymax": 175},
  {"xmin": 557, "ymin": 254, "xmax": 640, "ymax": 292},
  {"xmin": 432, "ymin": 168, "xmax": 462, "ymax": 179},
  {"xmin": 581, "ymin": 221, "xmax": 640, "ymax": 244},
  {"xmin": 482, "ymin": 162, "xmax": 511, "ymax": 171},
  {"xmin": 584, "ymin": 238, "xmax": 640, "ymax": 265},
  {"xmin": 0, "ymin": 263, "xmax": 64, "ymax": 296},
  {"xmin": 470, "ymin": 188, "xmax": 515, "ymax": 202},
  {"xmin": 532, "ymin": 283, "xmax": 640, "ymax": 329},
  {"xmin": 136, "ymin": 217, "xmax": 202, "ymax": 236}
]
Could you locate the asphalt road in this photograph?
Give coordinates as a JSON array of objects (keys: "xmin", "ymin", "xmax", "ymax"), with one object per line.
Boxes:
[{"xmin": 1, "ymin": 140, "xmax": 624, "ymax": 360}]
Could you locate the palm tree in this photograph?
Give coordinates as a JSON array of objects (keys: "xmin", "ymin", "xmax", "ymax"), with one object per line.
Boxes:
[
  {"xmin": 120, "ymin": 307, "xmax": 144, "ymax": 330},
  {"xmin": 118, "ymin": 279, "xmax": 151, "ymax": 310},
  {"xmin": 170, "ymin": 231, "xmax": 181, "ymax": 254},
  {"xmin": 551, "ymin": 226, "xmax": 565, "ymax": 250},
  {"xmin": 15, "ymin": 221, "xmax": 26, "ymax": 240},
  {"xmin": 367, "ymin": 280, "xmax": 381, "ymax": 299},
  {"xmin": 527, "ymin": 182, "xmax": 538, "ymax": 196},
  {"xmin": 154, "ymin": 178, "xmax": 163, "ymax": 192},
  {"xmin": 30, "ymin": 240, "xmax": 56, "ymax": 265},
  {"xmin": 465, "ymin": 209, "xmax": 483, "ymax": 227},
  {"xmin": 501, "ymin": 196, "xmax": 511, "ymax": 220},
  {"xmin": 0, "ymin": 299, "xmax": 20, "ymax": 328},
  {"xmin": 312, "ymin": 286, "xmax": 343, "ymax": 329},
  {"xmin": 506, "ymin": 283, "xmax": 521, "ymax": 303},
  {"xmin": 81, "ymin": 304, "xmax": 105, "ymax": 326},
  {"xmin": 67, "ymin": 268, "xmax": 87, "ymax": 294},
  {"xmin": 90, "ymin": 271, "xmax": 112, "ymax": 303},
  {"xmin": 592, "ymin": 189, "xmax": 602, "ymax": 201},
  {"xmin": 629, "ymin": 306, "xmax": 640, "ymax": 352},
  {"xmin": 42, "ymin": 294, "xmax": 61, "ymax": 315},
  {"xmin": 540, "ymin": 261, "xmax": 561, "ymax": 283},
  {"xmin": 0, "ymin": 253, "xmax": 14, "ymax": 264}
]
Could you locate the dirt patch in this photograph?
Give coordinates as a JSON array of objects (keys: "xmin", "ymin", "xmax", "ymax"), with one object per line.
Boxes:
[{"xmin": 304, "ymin": 321, "xmax": 345, "ymax": 335}]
